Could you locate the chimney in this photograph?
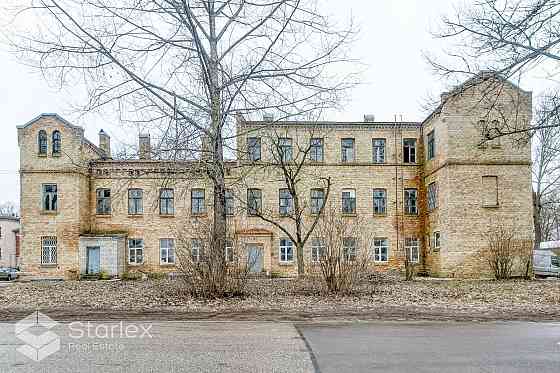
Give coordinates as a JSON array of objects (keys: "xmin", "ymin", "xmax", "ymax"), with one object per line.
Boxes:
[
  {"xmin": 98, "ymin": 129, "xmax": 111, "ymax": 158},
  {"xmin": 139, "ymin": 133, "xmax": 151, "ymax": 160},
  {"xmin": 364, "ymin": 114, "xmax": 375, "ymax": 122},
  {"xmin": 441, "ymin": 92, "xmax": 450, "ymax": 104}
]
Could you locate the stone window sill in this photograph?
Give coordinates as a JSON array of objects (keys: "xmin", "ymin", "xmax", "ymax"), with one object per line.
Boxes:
[
  {"xmin": 52, "ymin": 153, "xmax": 61, "ymax": 158},
  {"xmin": 278, "ymin": 261, "xmax": 294, "ymax": 266},
  {"xmin": 128, "ymin": 214, "xmax": 144, "ymax": 218},
  {"xmin": 40, "ymin": 264, "xmax": 58, "ymax": 268},
  {"xmin": 128, "ymin": 263, "xmax": 143, "ymax": 266},
  {"xmin": 41, "ymin": 211, "xmax": 58, "ymax": 216},
  {"xmin": 96, "ymin": 214, "xmax": 112, "ymax": 218},
  {"xmin": 160, "ymin": 263, "xmax": 176, "ymax": 266},
  {"xmin": 38, "ymin": 153, "xmax": 47, "ymax": 157},
  {"xmin": 373, "ymin": 213, "xmax": 387, "ymax": 217},
  {"xmin": 341, "ymin": 213, "xmax": 357, "ymax": 217},
  {"xmin": 159, "ymin": 214, "xmax": 175, "ymax": 218},
  {"xmin": 483, "ymin": 204, "xmax": 499, "ymax": 209},
  {"xmin": 373, "ymin": 261, "xmax": 388, "ymax": 265},
  {"xmin": 191, "ymin": 212, "xmax": 208, "ymax": 217}
]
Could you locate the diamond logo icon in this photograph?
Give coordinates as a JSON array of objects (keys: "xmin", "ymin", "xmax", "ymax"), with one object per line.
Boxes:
[{"xmin": 15, "ymin": 311, "xmax": 60, "ymax": 362}]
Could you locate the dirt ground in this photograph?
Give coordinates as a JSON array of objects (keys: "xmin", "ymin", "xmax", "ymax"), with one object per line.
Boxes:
[{"xmin": 0, "ymin": 277, "xmax": 559, "ymax": 322}]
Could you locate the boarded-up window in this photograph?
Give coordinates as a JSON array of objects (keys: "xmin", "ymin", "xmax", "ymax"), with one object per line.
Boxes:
[{"xmin": 482, "ymin": 176, "xmax": 498, "ymax": 207}]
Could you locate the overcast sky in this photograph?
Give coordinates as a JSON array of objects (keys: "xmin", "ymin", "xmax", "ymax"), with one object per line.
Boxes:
[{"xmin": 0, "ymin": 0, "xmax": 539, "ymax": 207}]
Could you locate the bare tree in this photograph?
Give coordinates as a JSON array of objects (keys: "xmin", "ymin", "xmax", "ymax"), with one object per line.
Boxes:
[
  {"xmin": 310, "ymin": 204, "xmax": 372, "ymax": 293},
  {"xmin": 6, "ymin": 0, "xmax": 357, "ymax": 256},
  {"xmin": 175, "ymin": 217, "xmax": 252, "ymax": 298},
  {"xmin": 238, "ymin": 126, "xmax": 331, "ymax": 276},
  {"xmin": 427, "ymin": 0, "xmax": 560, "ymax": 138},
  {"xmin": 486, "ymin": 223, "xmax": 533, "ymax": 280},
  {"xmin": 533, "ymin": 95, "xmax": 560, "ymax": 247},
  {"xmin": 0, "ymin": 201, "xmax": 18, "ymax": 217}
]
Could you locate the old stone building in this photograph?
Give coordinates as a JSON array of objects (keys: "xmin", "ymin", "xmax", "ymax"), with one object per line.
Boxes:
[
  {"xmin": 17, "ymin": 73, "xmax": 534, "ymax": 279},
  {"xmin": 0, "ymin": 216, "xmax": 20, "ymax": 268}
]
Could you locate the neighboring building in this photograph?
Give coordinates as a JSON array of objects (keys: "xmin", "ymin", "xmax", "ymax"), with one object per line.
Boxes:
[
  {"xmin": 17, "ymin": 72, "xmax": 534, "ymax": 279},
  {"xmin": 0, "ymin": 216, "xmax": 21, "ymax": 268}
]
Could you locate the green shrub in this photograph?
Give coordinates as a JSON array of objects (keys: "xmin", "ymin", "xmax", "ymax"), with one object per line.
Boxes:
[
  {"xmin": 147, "ymin": 272, "xmax": 167, "ymax": 280},
  {"xmin": 99, "ymin": 271, "xmax": 111, "ymax": 280},
  {"xmin": 121, "ymin": 271, "xmax": 141, "ymax": 281}
]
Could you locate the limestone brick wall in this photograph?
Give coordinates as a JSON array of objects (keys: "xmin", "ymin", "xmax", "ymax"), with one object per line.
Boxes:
[{"xmin": 0, "ymin": 218, "xmax": 19, "ymax": 268}]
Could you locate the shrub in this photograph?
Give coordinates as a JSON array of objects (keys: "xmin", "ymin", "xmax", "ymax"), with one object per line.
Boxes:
[
  {"xmin": 486, "ymin": 224, "xmax": 533, "ymax": 280},
  {"xmin": 121, "ymin": 271, "xmax": 142, "ymax": 281},
  {"xmin": 99, "ymin": 271, "xmax": 111, "ymax": 280},
  {"xmin": 147, "ymin": 272, "xmax": 167, "ymax": 280}
]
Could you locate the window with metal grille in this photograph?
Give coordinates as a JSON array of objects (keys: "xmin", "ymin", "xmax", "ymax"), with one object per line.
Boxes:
[
  {"xmin": 404, "ymin": 188, "xmax": 418, "ymax": 215},
  {"xmin": 52, "ymin": 131, "xmax": 61, "ymax": 155},
  {"xmin": 96, "ymin": 188, "xmax": 111, "ymax": 215},
  {"xmin": 247, "ymin": 189, "xmax": 262, "ymax": 215},
  {"xmin": 372, "ymin": 138, "xmax": 385, "ymax": 163},
  {"xmin": 311, "ymin": 238, "xmax": 325, "ymax": 263},
  {"xmin": 247, "ymin": 137, "xmax": 261, "ymax": 161},
  {"xmin": 191, "ymin": 189, "xmax": 206, "ymax": 214},
  {"xmin": 405, "ymin": 237, "xmax": 420, "ymax": 263},
  {"xmin": 225, "ymin": 189, "xmax": 234, "ymax": 216},
  {"xmin": 160, "ymin": 238, "xmax": 175, "ymax": 264},
  {"xmin": 310, "ymin": 189, "xmax": 325, "ymax": 214},
  {"xmin": 428, "ymin": 182, "xmax": 438, "ymax": 211},
  {"xmin": 341, "ymin": 138, "xmax": 355, "ymax": 162},
  {"xmin": 403, "ymin": 138, "xmax": 416, "ymax": 163},
  {"xmin": 41, "ymin": 236, "xmax": 57, "ymax": 265},
  {"xmin": 160, "ymin": 188, "xmax": 174, "ymax": 215},
  {"xmin": 310, "ymin": 138, "xmax": 324, "ymax": 162},
  {"xmin": 373, "ymin": 189, "xmax": 386, "ymax": 215},
  {"xmin": 38, "ymin": 130, "xmax": 48, "ymax": 155},
  {"xmin": 373, "ymin": 238, "xmax": 388, "ymax": 262},
  {"xmin": 342, "ymin": 189, "xmax": 356, "ymax": 214},
  {"xmin": 128, "ymin": 238, "xmax": 144, "ymax": 264},
  {"xmin": 279, "ymin": 189, "xmax": 293, "ymax": 216},
  {"xmin": 42, "ymin": 184, "xmax": 57, "ymax": 211},
  {"xmin": 279, "ymin": 238, "xmax": 293, "ymax": 263},
  {"xmin": 128, "ymin": 189, "xmax": 143, "ymax": 214}
]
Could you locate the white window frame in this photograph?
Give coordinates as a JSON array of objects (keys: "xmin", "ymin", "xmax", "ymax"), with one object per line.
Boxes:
[
  {"xmin": 342, "ymin": 189, "xmax": 356, "ymax": 214},
  {"xmin": 42, "ymin": 184, "xmax": 57, "ymax": 212},
  {"xmin": 191, "ymin": 189, "xmax": 206, "ymax": 214},
  {"xmin": 373, "ymin": 189, "xmax": 386, "ymax": 215},
  {"xmin": 372, "ymin": 138, "xmax": 385, "ymax": 163},
  {"xmin": 311, "ymin": 238, "xmax": 325, "ymax": 263},
  {"xmin": 405, "ymin": 237, "xmax": 420, "ymax": 263},
  {"xmin": 160, "ymin": 238, "xmax": 175, "ymax": 265},
  {"xmin": 373, "ymin": 238, "xmax": 388, "ymax": 263},
  {"xmin": 128, "ymin": 238, "xmax": 144, "ymax": 265},
  {"xmin": 427, "ymin": 182, "xmax": 438, "ymax": 211},
  {"xmin": 41, "ymin": 236, "xmax": 57, "ymax": 265},
  {"xmin": 191, "ymin": 239, "xmax": 202, "ymax": 263},
  {"xmin": 225, "ymin": 240, "xmax": 234, "ymax": 262},
  {"xmin": 341, "ymin": 138, "xmax": 355, "ymax": 162},
  {"xmin": 279, "ymin": 238, "xmax": 294, "ymax": 263}
]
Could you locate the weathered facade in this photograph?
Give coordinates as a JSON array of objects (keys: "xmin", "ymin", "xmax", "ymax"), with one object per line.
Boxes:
[{"xmin": 17, "ymin": 73, "xmax": 534, "ymax": 279}]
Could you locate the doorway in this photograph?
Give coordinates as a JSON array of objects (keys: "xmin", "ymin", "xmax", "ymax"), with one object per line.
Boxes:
[{"xmin": 86, "ymin": 246, "xmax": 101, "ymax": 274}]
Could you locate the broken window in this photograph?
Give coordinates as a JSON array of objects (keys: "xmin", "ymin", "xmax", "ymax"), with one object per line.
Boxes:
[
  {"xmin": 373, "ymin": 238, "xmax": 388, "ymax": 262},
  {"xmin": 372, "ymin": 138, "xmax": 385, "ymax": 163},
  {"xmin": 482, "ymin": 176, "xmax": 499, "ymax": 207},
  {"xmin": 159, "ymin": 188, "xmax": 174, "ymax": 215},
  {"xmin": 428, "ymin": 182, "xmax": 438, "ymax": 211},
  {"xmin": 128, "ymin": 238, "xmax": 144, "ymax": 265},
  {"xmin": 373, "ymin": 189, "xmax": 386, "ymax": 215},
  {"xmin": 42, "ymin": 184, "xmax": 57, "ymax": 211},
  {"xmin": 96, "ymin": 188, "xmax": 111, "ymax": 215},
  {"xmin": 128, "ymin": 189, "xmax": 143, "ymax": 215},
  {"xmin": 191, "ymin": 189, "xmax": 206, "ymax": 214},
  {"xmin": 341, "ymin": 138, "xmax": 355, "ymax": 162},
  {"xmin": 404, "ymin": 188, "xmax": 418, "ymax": 215},
  {"xmin": 403, "ymin": 138, "xmax": 416, "ymax": 163},
  {"xmin": 41, "ymin": 236, "xmax": 57, "ymax": 265},
  {"xmin": 342, "ymin": 189, "xmax": 356, "ymax": 214},
  {"xmin": 160, "ymin": 238, "xmax": 175, "ymax": 264}
]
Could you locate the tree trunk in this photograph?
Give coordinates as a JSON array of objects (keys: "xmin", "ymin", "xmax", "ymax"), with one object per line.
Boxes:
[
  {"xmin": 296, "ymin": 242, "xmax": 305, "ymax": 276},
  {"xmin": 533, "ymin": 191, "xmax": 542, "ymax": 251}
]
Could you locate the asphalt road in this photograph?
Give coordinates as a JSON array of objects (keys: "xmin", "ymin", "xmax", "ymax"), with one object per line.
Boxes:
[
  {"xmin": 0, "ymin": 319, "xmax": 559, "ymax": 372},
  {"xmin": 298, "ymin": 321, "xmax": 560, "ymax": 373}
]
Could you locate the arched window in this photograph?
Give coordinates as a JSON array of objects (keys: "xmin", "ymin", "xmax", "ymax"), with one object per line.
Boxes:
[
  {"xmin": 38, "ymin": 130, "xmax": 48, "ymax": 155},
  {"xmin": 52, "ymin": 131, "xmax": 61, "ymax": 155}
]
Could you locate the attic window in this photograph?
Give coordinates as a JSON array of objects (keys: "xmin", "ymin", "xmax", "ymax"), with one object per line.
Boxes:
[
  {"xmin": 52, "ymin": 131, "xmax": 61, "ymax": 155},
  {"xmin": 38, "ymin": 130, "xmax": 48, "ymax": 155}
]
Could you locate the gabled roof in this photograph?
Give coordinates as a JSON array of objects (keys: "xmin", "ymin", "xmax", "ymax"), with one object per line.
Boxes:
[{"xmin": 17, "ymin": 113, "xmax": 82, "ymax": 130}]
